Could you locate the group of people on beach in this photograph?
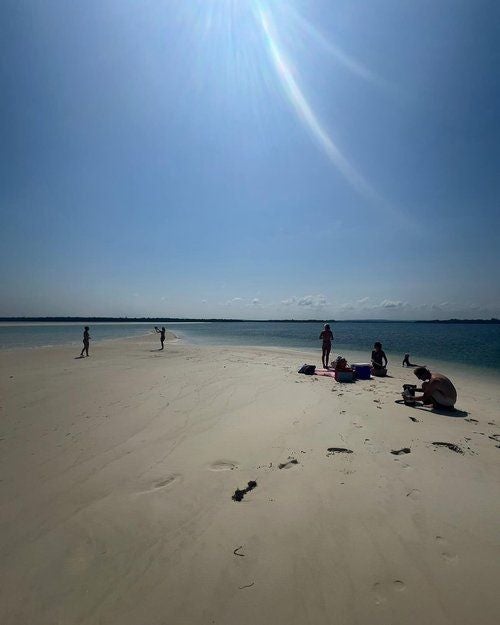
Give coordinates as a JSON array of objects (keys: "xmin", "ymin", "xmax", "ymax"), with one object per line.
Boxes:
[
  {"xmin": 319, "ymin": 323, "xmax": 457, "ymax": 410},
  {"xmin": 78, "ymin": 325, "xmax": 167, "ymax": 357},
  {"xmin": 77, "ymin": 323, "xmax": 457, "ymax": 411},
  {"xmin": 319, "ymin": 325, "xmax": 388, "ymax": 375}
]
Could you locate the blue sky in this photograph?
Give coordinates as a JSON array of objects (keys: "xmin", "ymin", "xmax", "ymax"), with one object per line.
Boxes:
[{"xmin": 1, "ymin": 0, "xmax": 499, "ymax": 319}]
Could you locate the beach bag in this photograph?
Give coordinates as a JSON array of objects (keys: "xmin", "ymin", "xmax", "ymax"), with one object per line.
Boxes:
[{"xmin": 298, "ymin": 364, "xmax": 316, "ymax": 375}]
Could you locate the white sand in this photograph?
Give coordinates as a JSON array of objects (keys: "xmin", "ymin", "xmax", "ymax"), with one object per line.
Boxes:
[{"xmin": 1, "ymin": 333, "xmax": 499, "ymax": 625}]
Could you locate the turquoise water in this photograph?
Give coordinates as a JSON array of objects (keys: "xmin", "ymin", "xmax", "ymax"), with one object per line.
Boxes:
[
  {"xmin": 1, "ymin": 321, "xmax": 499, "ymax": 371},
  {"xmin": 0, "ymin": 323, "xmax": 153, "ymax": 349}
]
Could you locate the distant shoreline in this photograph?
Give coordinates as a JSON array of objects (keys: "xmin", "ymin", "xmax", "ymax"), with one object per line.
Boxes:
[{"xmin": 1, "ymin": 317, "xmax": 499, "ymax": 325}]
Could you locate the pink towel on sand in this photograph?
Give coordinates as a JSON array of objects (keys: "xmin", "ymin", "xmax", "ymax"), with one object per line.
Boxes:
[{"xmin": 315, "ymin": 368, "xmax": 336, "ymax": 378}]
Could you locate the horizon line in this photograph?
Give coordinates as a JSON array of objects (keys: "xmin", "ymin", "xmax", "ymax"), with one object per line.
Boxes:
[{"xmin": 1, "ymin": 317, "xmax": 499, "ymax": 324}]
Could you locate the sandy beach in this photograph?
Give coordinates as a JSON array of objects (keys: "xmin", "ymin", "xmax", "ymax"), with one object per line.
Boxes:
[{"xmin": 1, "ymin": 333, "xmax": 499, "ymax": 625}]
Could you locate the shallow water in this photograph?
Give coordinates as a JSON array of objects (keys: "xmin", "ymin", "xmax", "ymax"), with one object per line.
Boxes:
[{"xmin": 1, "ymin": 321, "xmax": 499, "ymax": 372}]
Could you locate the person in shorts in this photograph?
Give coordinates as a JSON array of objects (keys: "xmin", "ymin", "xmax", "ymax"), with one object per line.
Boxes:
[
  {"xmin": 405, "ymin": 367, "xmax": 457, "ymax": 409},
  {"xmin": 371, "ymin": 342, "xmax": 388, "ymax": 376}
]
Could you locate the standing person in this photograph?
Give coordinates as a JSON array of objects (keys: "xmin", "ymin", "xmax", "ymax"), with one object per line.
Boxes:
[
  {"xmin": 371, "ymin": 341, "xmax": 388, "ymax": 376},
  {"xmin": 80, "ymin": 326, "xmax": 90, "ymax": 357},
  {"xmin": 160, "ymin": 326, "xmax": 166, "ymax": 350},
  {"xmin": 319, "ymin": 323, "xmax": 334, "ymax": 369}
]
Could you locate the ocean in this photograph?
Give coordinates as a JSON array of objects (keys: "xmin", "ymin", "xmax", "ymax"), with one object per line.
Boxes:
[{"xmin": 1, "ymin": 321, "xmax": 499, "ymax": 372}]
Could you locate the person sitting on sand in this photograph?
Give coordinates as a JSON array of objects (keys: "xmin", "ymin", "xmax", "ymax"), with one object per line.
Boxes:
[
  {"xmin": 371, "ymin": 342, "xmax": 388, "ymax": 376},
  {"xmin": 404, "ymin": 367, "xmax": 457, "ymax": 409},
  {"xmin": 402, "ymin": 353, "xmax": 416, "ymax": 367},
  {"xmin": 160, "ymin": 326, "xmax": 166, "ymax": 350},
  {"xmin": 80, "ymin": 326, "xmax": 90, "ymax": 357},
  {"xmin": 319, "ymin": 323, "xmax": 334, "ymax": 368}
]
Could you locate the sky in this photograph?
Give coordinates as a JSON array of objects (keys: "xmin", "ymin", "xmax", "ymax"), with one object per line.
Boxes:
[{"xmin": 1, "ymin": 0, "xmax": 499, "ymax": 320}]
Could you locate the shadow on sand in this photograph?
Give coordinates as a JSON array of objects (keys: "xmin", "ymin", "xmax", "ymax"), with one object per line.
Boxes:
[{"xmin": 394, "ymin": 399, "xmax": 468, "ymax": 418}]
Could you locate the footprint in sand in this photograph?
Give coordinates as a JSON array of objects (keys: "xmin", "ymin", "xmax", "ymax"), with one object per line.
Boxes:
[
  {"xmin": 278, "ymin": 458, "xmax": 299, "ymax": 469},
  {"xmin": 209, "ymin": 461, "xmax": 239, "ymax": 471},
  {"xmin": 399, "ymin": 462, "xmax": 412, "ymax": 469},
  {"xmin": 435, "ymin": 536, "xmax": 459, "ymax": 564},
  {"xmin": 465, "ymin": 418, "xmax": 479, "ymax": 423},
  {"xmin": 153, "ymin": 475, "xmax": 178, "ymax": 489},
  {"xmin": 441, "ymin": 552, "xmax": 459, "ymax": 564},
  {"xmin": 406, "ymin": 488, "xmax": 421, "ymax": 500},
  {"xmin": 372, "ymin": 580, "xmax": 406, "ymax": 605},
  {"xmin": 372, "ymin": 583, "xmax": 386, "ymax": 605},
  {"xmin": 138, "ymin": 474, "xmax": 180, "ymax": 494}
]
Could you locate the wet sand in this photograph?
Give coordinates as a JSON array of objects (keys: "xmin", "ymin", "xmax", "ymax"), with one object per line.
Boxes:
[{"xmin": 1, "ymin": 333, "xmax": 499, "ymax": 625}]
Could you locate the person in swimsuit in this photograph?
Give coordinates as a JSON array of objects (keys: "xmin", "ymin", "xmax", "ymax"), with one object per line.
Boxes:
[
  {"xmin": 404, "ymin": 367, "xmax": 457, "ymax": 409},
  {"xmin": 319, "ymin": 323, "xmax": 334, "ymax": 368},
  {"xmin": 160, "ymin": 327, "xmax": 166, "ymax": 350},
  {"xmin": 371, "ymin": 341, "xmax": 388, "ymax": 376},
  {"xmin": 80, "ymin": 326, "xmax": 90, "ymax": 357},
  {"xmin": 402, "ymin": 353, "xmax": 416, "ymax": 367}
]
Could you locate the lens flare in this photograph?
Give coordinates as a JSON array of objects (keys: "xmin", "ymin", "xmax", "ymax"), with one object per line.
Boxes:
[
  {"xmin": 257, "ymin": 6, "xmax": 379, "ymax": 200},
  {"xmin": 254, "ymin": 3, "xmax": 409, "ymax": 225}
]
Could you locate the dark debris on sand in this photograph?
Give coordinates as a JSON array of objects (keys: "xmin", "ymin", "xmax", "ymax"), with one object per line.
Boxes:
[
  {"xmin": 432, "ymin": 442, "xmax": 463, "ymax": 454},
  {"xmin": 391, "ymin": 448, "xmax": 411, "ymax": 455},
  {"xmin": 327, "ymin": 447, "xmax": 353, "ymax": 456},
  {"xmin": 232, "ymin": 480, "xmax": 257, "ymax": 502}
]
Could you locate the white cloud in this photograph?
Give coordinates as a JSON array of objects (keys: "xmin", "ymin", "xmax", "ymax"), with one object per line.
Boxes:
[
  {"xmin": 280, "ymin": 294, "xmax": 328, "ymax": 309},
  {"xmin": 225, "ymin": 297, "xmax": 244, "ymax": 306},
  {"xmin": 380, "ymin": 299, "xmax": 405, "ymax": 309}
]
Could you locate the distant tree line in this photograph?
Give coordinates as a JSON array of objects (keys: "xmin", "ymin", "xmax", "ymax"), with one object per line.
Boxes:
[
  {"xmin": 1, "ymin": 317, "xmax": 499, "ymax": 324},
  {"xmin": 415, "ymin": 318, "xmax": 499, "ymax": 324}
]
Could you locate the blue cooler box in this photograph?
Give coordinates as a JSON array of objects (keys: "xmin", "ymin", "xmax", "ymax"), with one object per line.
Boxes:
[{"xmin": 352, "ymin": 363, "xmax": 372, "ymax": 380}]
